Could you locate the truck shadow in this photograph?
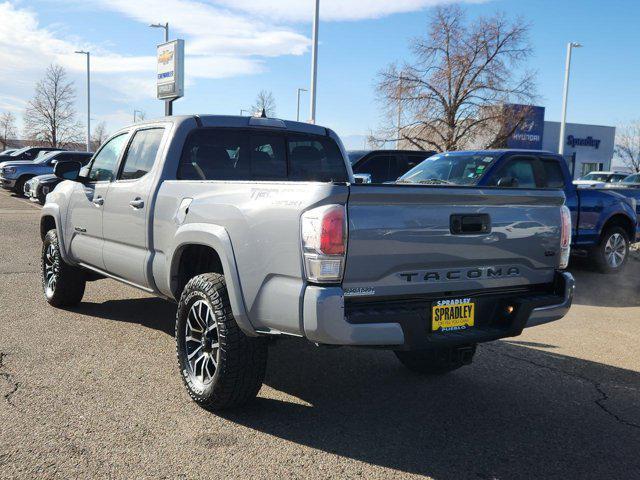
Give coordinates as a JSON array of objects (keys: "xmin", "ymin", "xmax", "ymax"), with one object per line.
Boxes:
[
  {"xmin": 568, "ymin": 258, "xmax": 640, "ymax": 307},
  {"xmin": 72, "ymin": 297, "xmax": 176, "ymax": 336},
  {"xmin": 220, "ymin": 339, "xmax": 640, "ymax": 480}
]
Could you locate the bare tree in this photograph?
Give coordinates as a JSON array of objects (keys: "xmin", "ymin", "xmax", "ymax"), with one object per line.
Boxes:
[
  {"xmin": 615, "ymin": 121, "xmax": 640, "ymax": 173},
  {"xmin": 24, "ymin": 64, "xmax": 83, "ymax": 148},
  {"xmin": 251, "ymin": 90, "xmax": 276, "ymax": 117},
  {"xmin": 91, "ymin": 121, "xmax": 109, "ymax": 151},
  {"xmin": 373, "ymin": 6, "xmax": 537, "ymax": 152},
  {"xmin": 0, "ymin": 112, "xmax": 18, "ymax": 150}
]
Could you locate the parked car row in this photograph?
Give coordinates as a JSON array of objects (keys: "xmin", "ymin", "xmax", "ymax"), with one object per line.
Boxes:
[
  {"xmin": 573, "ymin": 170, "xmax": 638, "ymax": 188},
  {"xmin": 0, "ymin": 149, "xmax": 93, "ymax": 203}
]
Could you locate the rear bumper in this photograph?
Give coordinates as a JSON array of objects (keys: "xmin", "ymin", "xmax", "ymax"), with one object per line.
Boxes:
[{"xmin": 302, "ymin": 271, "xmax": 574, "ymax": 349}]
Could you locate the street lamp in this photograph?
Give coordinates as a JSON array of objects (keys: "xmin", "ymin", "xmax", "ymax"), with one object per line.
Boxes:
[
  {"xmin": 150, "ymin": 22, "xmax": 171, "ymax": 115},
  {"xmin": 75, "ymin": 50, "xmax": 90, "ymax": 152},
  {"xmin": 149, "ymin": 22, "xmax": 169, "ymax": 42},
  {"xmin": 309, "ymin": 0, "xmax": 319, "ymax": 123},
  {"xmin": 240, "ymin": 109, "xmax": 252, "ymax": 116},
  {"xmin": 559, "ymin": 42, "xmax": 582, "ymax": 156},
  {"xmin": 296, "ymin": 88, "xmax": 307, "ymax": 122}
]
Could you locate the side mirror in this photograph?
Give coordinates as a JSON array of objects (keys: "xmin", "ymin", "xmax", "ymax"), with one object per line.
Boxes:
[
  {"xmin": 497, "ymin": 176, "xmax": 518, "ymax": 188},
  {"xmin": 353, "ymin": 173, "xmax": 372, "ymax": 184},
  {"xmin": 54, "ymin": 160, "xmax": 82, "ymax": 181}
]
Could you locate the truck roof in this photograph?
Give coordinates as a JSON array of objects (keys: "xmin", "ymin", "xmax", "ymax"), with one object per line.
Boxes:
[
  {"xmin": 135, "ymin": 115, "xmax": 329, "ymax": 137},
  {"xmin": 437, "ymin": 149, "xmax": 559, "ymax": 156}
]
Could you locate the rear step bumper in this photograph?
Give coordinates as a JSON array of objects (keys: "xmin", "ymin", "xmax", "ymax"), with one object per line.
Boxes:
[{"xmin": 302, "ymin": 271, "xmax": 574, "ymax": 350}]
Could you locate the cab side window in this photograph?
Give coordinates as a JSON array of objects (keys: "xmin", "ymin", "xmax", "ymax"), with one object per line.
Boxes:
[
  {"xmin": 119, "ymin": 128, "xmax": 164, "ymax": 180},
  {"xmin": 86, "ymin": 134, "xmax": 128, "ymax": 182},
  {"xmin": 489, "ymin": 157, "xmax": 539, "ymax": 188},
  {"xmin": 354, "ymin": 155, "xmax": 397, "ymax": 183},
  {"xmin": 540, "ymin": 159, "xmax": 565, "ymax": 188}
]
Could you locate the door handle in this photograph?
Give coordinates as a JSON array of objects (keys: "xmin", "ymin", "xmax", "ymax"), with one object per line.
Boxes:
[
  {"xmin": 93, "ymin": 196, "xmax": 104, "ymax": 206},
  {"xmin": 450, "ymin": 214, "xmax": 491, "ymax": 234},
  {"xmin": 129, "ymin": 198, "xmax": 144, "ymax": 209}
]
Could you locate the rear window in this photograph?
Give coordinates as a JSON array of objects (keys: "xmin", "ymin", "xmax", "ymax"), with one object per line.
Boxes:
[{"xmin": 178, "ymin": 128, "xmax": 348, "ymax": 182}]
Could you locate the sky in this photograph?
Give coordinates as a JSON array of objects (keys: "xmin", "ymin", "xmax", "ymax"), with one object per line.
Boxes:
[{"xmin": 1, "ymin": 0, "xmax": 639, "ymax": 149}]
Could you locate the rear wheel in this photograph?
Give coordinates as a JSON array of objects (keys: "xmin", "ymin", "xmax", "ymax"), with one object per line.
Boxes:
[
  {"xmin": 593, "ymin": 226, "xmax": 629, "ymax": 274},
  {"xmin": 41, "ymin": 229, "xmax": 86, "ymax": 307},
  {"xmin": 395, "ymin": 344, "xmax": 476, "ymax": 374},
  {"xmin": 176, "ymin": 273, "xmax": 268, "ymax": 410}
]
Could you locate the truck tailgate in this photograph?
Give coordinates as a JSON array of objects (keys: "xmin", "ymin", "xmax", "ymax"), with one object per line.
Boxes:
[{"xmin": 343, "ymin": 185, "xmax": 565, "ymax": 298}]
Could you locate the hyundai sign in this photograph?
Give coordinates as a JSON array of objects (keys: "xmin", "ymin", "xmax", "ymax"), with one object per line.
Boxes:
[
  {"xmin": 157, "ymin": 39, "xmax": 184, "ymax": 100},
  {"xmin": 506, "ymin": 104, "xmax": 545, "ymax": 150}
]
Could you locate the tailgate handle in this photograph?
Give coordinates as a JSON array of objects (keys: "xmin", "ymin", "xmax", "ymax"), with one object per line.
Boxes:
[{"xmin": 450, "ymin": 214, "xmax": 491, "ymax": 234}]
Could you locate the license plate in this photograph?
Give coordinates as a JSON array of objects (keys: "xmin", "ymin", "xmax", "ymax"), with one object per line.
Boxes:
[{"xmin": 431, "ymin": 298, "xmax": 475, "ymax": 332}]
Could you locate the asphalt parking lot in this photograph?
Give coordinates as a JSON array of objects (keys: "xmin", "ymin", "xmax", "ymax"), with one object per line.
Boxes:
[{"xmin": 0, "ymin": 190, "xmax": 639, "ymax": 480}]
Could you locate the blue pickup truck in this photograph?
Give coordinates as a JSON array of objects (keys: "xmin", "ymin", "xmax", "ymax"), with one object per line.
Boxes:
[{"xmin": 396, "ymin": 150, "xmax": 639, "ymax": 273}]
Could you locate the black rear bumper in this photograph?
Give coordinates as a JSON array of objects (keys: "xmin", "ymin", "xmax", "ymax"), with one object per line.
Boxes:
[{"xmin": 344, "ymin": 271, "xmax": 574, "ymax": 350}]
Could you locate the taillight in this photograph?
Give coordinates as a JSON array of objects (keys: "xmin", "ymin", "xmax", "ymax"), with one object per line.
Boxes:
[
  {"xmin": 559, "ymin": 205, "xmax": 571, "ymax": 269},
  {"xmin": 301, "ymin": 204, "xmax": 347, "ymax": 283}
]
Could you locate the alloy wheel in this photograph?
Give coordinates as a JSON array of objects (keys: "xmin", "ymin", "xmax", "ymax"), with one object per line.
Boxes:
[
  {"xmin": 43, "ymin": 243, "xmax": 59, "ymax": 297},
  {"xmin": 604, "ymin": 233, "xmax": 626, "ymax": 268},
  {"xmin": 184, "ymin": 299, "xmax": 220, "ymax": 387}
]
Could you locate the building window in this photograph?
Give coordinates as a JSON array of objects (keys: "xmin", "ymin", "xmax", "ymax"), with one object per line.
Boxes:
[{"xmin": 581, "ymin": 162, "xmax": 603, "ymax": 176}]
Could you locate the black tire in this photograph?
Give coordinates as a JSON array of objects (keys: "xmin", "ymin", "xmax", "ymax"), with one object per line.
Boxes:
[
  {"xmin": 41, "ymin": 229, "xmax": 86, "ymax": 307},
  {"xmin": 593, "ymin": 226, "xmax": 629, "ymax": 274},
  {"xmin": 395, "ymin": 344, "xmax": 476, "ymax": 374},
  {"xmin": 37, "ymin": 191, "xmax": 46, "ymax": 205},
  {"xmin": 14, "ymin": 176, "xmax": 32, "ymax": 195},
  {"xmin": 176, "ymin": 273, "xmax": 268, "ymax": 410}
]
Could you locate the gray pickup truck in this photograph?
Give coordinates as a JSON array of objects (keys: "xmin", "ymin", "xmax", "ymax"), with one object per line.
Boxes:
[{"xmin": 40, "ymin": 115, "xmax": 574, "ymax": 410}]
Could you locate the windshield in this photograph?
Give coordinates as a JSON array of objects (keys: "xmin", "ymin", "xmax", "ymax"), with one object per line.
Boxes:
[
  {"xmin": 34, "ymin": 151, "xmax": 62, "ymax": 164},
  {"xmin": 397, "ymin": 153, "xmax": 499, "ymax": 185},
  {"xmin": 580, "ymin": 173, "xmax": 609, "ymax": 182},
  {"xmin": 347, "ymin": 150, "xmax": 368, "ymax": 165},
  {"xmin": 622, "ymin": 175, "xmax": 638, "ymax": 184},
  {"xmin": 610, "ymin": 175, "xmax": 627, "ymax": 183},
  {"xmin": 8, "ymin": 147, "xmax": 31, "ymax": 157}
]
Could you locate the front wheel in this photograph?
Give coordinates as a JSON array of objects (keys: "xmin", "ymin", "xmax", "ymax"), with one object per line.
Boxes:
[
  {"xmin": 395, "ymin": 344, "xmax": 476, "ymax": 374},
  {"xmin": 14, "ymin": 176, "xmax": 32, "ymax": 195},
  {"xmin": 593, "ymin": 226, "xmax": 629, "ymax": 274},
  {"xmin": 41, "ymin": 229, "xmax": 86, "ymax": 307},
  {"xmin": 176, "ymin": 273, "xmax": 268, "ymax": 410}
]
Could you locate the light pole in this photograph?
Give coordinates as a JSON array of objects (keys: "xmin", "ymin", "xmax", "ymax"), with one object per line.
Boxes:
[
  {"xmin": 309, "ymin": 0, "xmax": 319, "ymax": 123},
  {"xmin": 133, "ymin": 109, "xmax": 144, "ymax": 122},
  {"xmin": 150, "ymin": 22, "xmax": 172, "ymax": 116},
  {"xmin": 296, "ymin": 88, "xmax": 307, "ymax": 121},
  {"xmin": 559, "ymin": 42, "xmax": 582, "ymax": 156},
  {"xmin": 75, "ymin": 50, "xmax": 90, "ymax": 152},
  {"xmin": 240, "ymin": 109, "xmax": 252, "ymax": 116}
]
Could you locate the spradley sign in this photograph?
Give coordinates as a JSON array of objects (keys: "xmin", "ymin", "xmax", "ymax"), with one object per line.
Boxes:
[
  {"xmin": 157, "ymin": 39, "xmax": 184, "ymax": 101},
  {"xmin": 567, "ymin": 135, "xmax": 601, "ymax": 149}
]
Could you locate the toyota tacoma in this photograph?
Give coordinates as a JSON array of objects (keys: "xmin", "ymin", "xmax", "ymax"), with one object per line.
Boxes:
[{"xmin": 39, "ymin": 115, "xmax": 574, "ymax": 410}]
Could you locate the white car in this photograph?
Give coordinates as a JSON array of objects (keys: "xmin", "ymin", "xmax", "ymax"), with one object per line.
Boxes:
[{"xmin": 573, "ymin": 171, "xmax": 628, "ymax": 188}]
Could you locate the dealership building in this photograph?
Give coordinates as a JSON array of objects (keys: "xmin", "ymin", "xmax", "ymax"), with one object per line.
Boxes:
[
  {"xmin": 541, "ymin": 121, "xmax": 616, "ymax": 178},
  {"xmin": 505, "ymin": 105, "xmax": 616, "ymax": 179}
]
